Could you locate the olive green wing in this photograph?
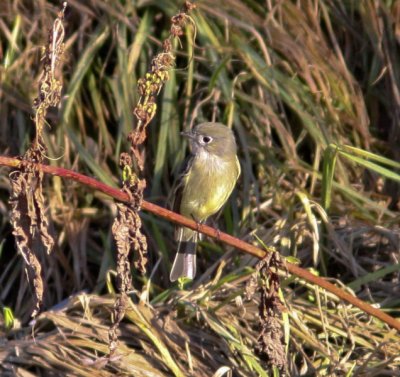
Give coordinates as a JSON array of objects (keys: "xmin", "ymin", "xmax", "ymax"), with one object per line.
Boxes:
[{"xmin": 171, "ymin": 154, "xmax": 194, "ymax": 213}]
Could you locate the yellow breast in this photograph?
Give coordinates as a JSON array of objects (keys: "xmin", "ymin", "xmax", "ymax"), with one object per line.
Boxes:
[{"xmin": 180, "ymin": 153, "xmax": 240, "ymax": 222}]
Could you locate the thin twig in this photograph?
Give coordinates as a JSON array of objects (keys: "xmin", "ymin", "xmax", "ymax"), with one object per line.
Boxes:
[{"xmin": 0, "ymin": 155, "xmax": 399, "ymax": 332}]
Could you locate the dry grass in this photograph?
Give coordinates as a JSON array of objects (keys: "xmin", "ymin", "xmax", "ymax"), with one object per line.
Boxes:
[
  {"xmin": 1, "ymin": 0, "xmax": 400, "ymax": 375},
  {"xmin": 1, "ymin": 273, "xmax": 399, "ymax": 376}
]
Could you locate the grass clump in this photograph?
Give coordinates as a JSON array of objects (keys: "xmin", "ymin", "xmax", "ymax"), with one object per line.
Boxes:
[{"xmin": 1, "ymin": 0, "xmax": 400, "ymax": 376}]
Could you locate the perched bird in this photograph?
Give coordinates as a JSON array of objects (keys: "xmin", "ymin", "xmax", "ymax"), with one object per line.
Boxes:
[{"xmin": 170, "ymin": 122, "xmax": 240, "ymax": 281}]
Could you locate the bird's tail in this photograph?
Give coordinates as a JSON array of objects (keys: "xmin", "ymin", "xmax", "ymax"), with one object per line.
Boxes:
[{"xmin": 170, "ymin": 228, "xmax": 199, "ymax": 282}]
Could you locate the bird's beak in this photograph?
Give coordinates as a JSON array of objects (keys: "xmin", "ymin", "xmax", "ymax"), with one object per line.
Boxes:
[{"xmin": 181, "ymin": 130, "xmax": 195, "ymax": 139}]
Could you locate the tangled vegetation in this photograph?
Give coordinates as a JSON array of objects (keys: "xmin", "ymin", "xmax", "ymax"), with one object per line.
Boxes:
[{"xmin": 1, "ymin": 0, "xmax": 400, "ymax": 376}]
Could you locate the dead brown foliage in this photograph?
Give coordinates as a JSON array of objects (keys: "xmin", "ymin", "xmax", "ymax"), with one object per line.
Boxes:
[{"xmin": 7, "ymin": 4, "xmax": 66, "ymax": 317}]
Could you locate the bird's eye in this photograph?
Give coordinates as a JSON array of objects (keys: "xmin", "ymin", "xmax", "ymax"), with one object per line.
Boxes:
[{"xmin": 202, "ymin": 136, "xmax": 212, "ymax": 144}]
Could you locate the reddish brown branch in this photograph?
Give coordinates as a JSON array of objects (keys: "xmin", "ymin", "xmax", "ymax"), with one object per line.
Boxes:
[{"xmin": 1, "ymin": 155, "xmax": 399, "ymax": 332}]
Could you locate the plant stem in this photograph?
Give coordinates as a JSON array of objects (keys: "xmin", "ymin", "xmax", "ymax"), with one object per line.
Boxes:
[{"xmin": 1, "ymin": 155, "xmax": 399, "ymax": 332}]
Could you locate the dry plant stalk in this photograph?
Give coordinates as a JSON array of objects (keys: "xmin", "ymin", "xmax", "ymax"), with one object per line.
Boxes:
[
  {"xmin": 128, "ymin": 0, "xmax": 196, "ymax": 170},
  {"xmin": 246, "ymin": 252, "xmax": 287, "ymax": 371},
  {"xmin": 109, "ymin": 1, "xmax": 197, "ymax": 354},
  {"xmin": 9, "ymin": 3, "xmax": 66, "ymax": 317},
  {"xmin": 1, "ymin": 155, "xmax": 400, "ymax": 332}
]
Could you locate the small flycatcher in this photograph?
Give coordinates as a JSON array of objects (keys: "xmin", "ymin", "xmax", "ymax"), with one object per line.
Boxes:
[{"xmin": 170, "ymin": 122, "xmax": 240, "ymax": 281}]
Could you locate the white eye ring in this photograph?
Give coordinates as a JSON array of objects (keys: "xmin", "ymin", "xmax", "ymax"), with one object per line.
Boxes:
[{"xmin": 201, "ymin": 135, "xmax": 213, "ymax": 144}]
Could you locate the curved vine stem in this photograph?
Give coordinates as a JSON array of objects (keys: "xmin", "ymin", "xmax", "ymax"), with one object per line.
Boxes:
[{"xmin": 0, "ymin": 155, "xmax": 399, "ymax": 332}]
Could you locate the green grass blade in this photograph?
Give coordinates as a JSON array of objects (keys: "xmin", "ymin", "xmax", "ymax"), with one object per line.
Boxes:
[
  {"xmin": 152, "ymin": 68, "xmax": 177, "ymax": 196},
  {"xmin": 348, "ymin": 263, "xmax": 400, "ymax": 291},
  {"xmin": 321, "ymin": 144, "xmax": 339, "ymax": 212},
  {"xmin": 339, "ymin": 151, "xmax": 400, "ymax": 183},
  {"xmin": 62, "ymin": 26, "xmax": 110, "ymax": 123},
  {"xmin": 340, "ymin": 145, "xmax": 400, "ymax": 169}
]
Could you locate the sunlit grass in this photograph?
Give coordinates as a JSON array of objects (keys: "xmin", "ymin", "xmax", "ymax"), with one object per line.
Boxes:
[{"xmin": 0, "ymin": 0, "xmax": 400, "ymax": 375}]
